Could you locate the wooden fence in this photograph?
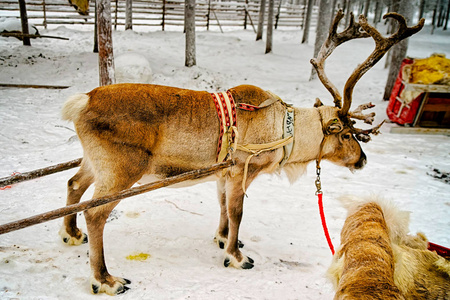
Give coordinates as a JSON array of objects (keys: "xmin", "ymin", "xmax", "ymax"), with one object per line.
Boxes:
[{"xmin": 0, "ymin": 0, "xmax": 318, "ymax": 31}]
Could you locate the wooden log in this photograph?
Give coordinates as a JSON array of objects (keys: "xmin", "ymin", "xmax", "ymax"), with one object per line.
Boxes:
[
  {"xmin": 390, "ymin": 127, "xmax": 450, "ymax": 136},
  {"xmin": 0, "ymin": 32, "xmax": 69, "ymax": 40},
  {"xmin": 0, "ymin": 158, "xmax": 82, "ymax": 188},
  {"xmin": 0, "ymin": 83, "xmax": 70, "ymax": 89},
  {"xmin": 0, "ymin": 160, "xmax": 233, "ymax": 235}
]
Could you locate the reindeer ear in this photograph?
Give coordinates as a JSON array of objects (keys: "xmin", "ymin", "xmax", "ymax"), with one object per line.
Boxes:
[
  {"xmin": 326, "ymin": 118, "xmax": 343, "ymax": 134},
  {"xmin": 314, "ymin": 98, "xmax": 324, "ymax": 108}
]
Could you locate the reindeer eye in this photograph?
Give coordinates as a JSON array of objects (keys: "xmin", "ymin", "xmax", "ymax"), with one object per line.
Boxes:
[{"xmin": 342, "ymin": 133, "xmax": 352, "ymax": 140}]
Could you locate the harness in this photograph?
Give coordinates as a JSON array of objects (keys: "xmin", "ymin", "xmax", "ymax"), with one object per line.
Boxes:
[
  {"xmin": 211, "ymin": 92, "xmax": 335, "ymax": 254},
  {"xmin": 211, "ymin": 90, "xmax": 294, "ymax": 193}
]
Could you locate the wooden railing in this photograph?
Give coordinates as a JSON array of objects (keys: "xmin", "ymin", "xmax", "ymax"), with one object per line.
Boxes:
[{"xmin": 0, "ymin": 0, "xmax": 318, "ymax": 31}]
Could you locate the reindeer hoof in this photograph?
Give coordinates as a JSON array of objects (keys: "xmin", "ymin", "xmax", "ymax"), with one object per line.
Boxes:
[
  {"xmin": 224, "ymin": 257, "xmax": 230, "ymax": 267},
  {"xmin": 215, "ymin": 236, "xmax": 244, "ymax": 249},
  {"xmin": 59, "ymin": 227, "xmax": 88, "ymax": 246},
  {"xmin": 90, "ymin": 276, "xmax": 131, "ymax": 295},
  {"xmin": 224, "ymin": 255, "xmax": 254, "ymax": 269}
]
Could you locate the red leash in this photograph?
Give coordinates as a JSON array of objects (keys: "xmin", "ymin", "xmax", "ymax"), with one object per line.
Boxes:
[
  {"xmin": 315, "ymin": 163, "xmax": 335, "ymax": 255},
  {"xmin": 317, "ymin": 192, "xmax": 335, "ymax": 255}
]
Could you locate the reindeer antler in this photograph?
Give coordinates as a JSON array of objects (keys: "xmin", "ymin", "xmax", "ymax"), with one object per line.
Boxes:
[
  {"xmin": 310, "ymin": 10, "xmax": 369, "ymax": 108},
  {"xmin": 340, "ymin": 13, "xmax": 425, "ymax": 117},
  {"xmin": 311, "ymin": 10, "xmax": 424, "ymax": 142}
]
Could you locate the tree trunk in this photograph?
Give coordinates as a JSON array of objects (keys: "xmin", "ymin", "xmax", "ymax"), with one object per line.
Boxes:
[
  {"xmin": 301, "ymin": 0, "xmax": 314, "ymax": 43},
  {"xmin": 444, "ymin": 0, "xmax": 450, "ymax": 30},
  {"xmin": 93, "ymin": 1, "xmax": 98, "ymax": 53},
  {"xmin": 383, "ymin": 0, "xmax": 414, "ymax": 100},
  {"xmin": 363, "ymin": 0, "xmax": 370, "ymax": 17},
  {"xmin": 125, "ymin": 0, "xmax": 133, "ymax": 30},
  {"xmin": 18, "ymin": 0, "xmax": 31, "ymax": 46},
  {"xmin": 310, "ymin": 0, "xmax": 332, "ymax": 80},
  {"xmin": 418, "ymin": 0, "xmax": 425, "ymax": 20},
  {"xmin": 256, "ymin": 0, "xmax": 266, "ymax": 40},
  {"xmin": 331, "ymin": 0, "xmax": 338, "ymax": 18},
  {"xmin": 373, "ymin": 0, "xmax": 381, "ymax": 28},
  {"xmin": 438, "ymin": 1, "xmax": 445, "ymax": 27},
  {"xmin": 432, "ymin": 0, "xmax": 441, "ymax": 34},
  {"xmin": 275, "ymin": 0, "xmax": 282, "ymax": 29},
  {"xmin": 265, "ymin": 0, "xmax": 274, "ymax": 53},
  {"xmin": 97, "ymin": 0, "xmax": 115, "ymax": 86},
  {"xmin": 344, "ymin": 0, "xmax": 352, "ymax": 28},
  {"xmin": 185, "ymin": 0, "xmax": 196, "ymax": 67}
]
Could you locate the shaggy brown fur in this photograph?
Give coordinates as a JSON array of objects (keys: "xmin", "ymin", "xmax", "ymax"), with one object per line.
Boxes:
[{"xmin": 328, "ymin": 197, "xmax": 450, "ymax": 300}]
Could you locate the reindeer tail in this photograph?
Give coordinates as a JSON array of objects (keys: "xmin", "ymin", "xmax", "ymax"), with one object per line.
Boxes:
[{"xmin": 62, "ymin": 94, "xmax": 89, "ymax": 122}]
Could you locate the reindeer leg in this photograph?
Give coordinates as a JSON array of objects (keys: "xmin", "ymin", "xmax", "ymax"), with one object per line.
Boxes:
[
  {"xmin": 215, "ymin": 177, "xmax": 245, "ymax": 250},
  {"xmin": 59, "ymin": 159, "xmax": 94, "ymax": 246},
  {"xmin": 85, "ymin": 199, "xmax": 131, "ymax": 295},
  {"xmin": 222, "ymin": 173, "xmax": 255, "ymax": 269},
  {"xmin": 214, "ymin": 177, "xmax": 229, "ymax": 249},
  {"xmin": 82, "ymin": 145, "xmax": 151, "ymax": 295}
]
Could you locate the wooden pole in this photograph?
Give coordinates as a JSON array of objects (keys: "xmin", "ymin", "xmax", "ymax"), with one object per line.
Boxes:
[
  {"xmin": 0, "ymin": 32, "xmax": 69, "ymax": 40},
  {"xmin": 244, "ymin": 6, "xmax": 257, "ymax": 33},
  {"xmin": 0, "ymin": 161, "xmax": 233, "ymax": 235},
  {"xmin": 212, "ymin": 10, "xmax": 223, "ymax": 33},
  {"xmin": 18, "ymin": 0, "xmax": 31, "ymax": 46},
  {"xmin": 0, "ymin": 158, "xmax": 82, "ymax": 188}
]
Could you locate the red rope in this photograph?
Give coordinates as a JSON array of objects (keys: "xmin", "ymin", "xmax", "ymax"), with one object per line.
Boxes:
[{"xmin": 317, "ymin": 192, "xmax": 335, "ymax": 255}]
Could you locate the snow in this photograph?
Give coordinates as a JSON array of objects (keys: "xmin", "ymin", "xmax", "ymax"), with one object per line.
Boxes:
[
  {"xmin": 115, "ymin": 52, "xmax": 153, "ymax": 84},
  {"xmin": 0, "ymin": 20, "xmax": 449, "ymax": 299},
  {"xmin": 0, "ymin": 18, "xmax": 39, "ymax": 35}
]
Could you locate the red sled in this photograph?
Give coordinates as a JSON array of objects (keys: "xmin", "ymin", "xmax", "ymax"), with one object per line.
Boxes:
[
  {"xmin": 428, "ymin": 242, "xmax": 450, "ymax": 259},
  {"xmin": 386, "ymin": 58, "xmax": 423, "ymax": 126}
]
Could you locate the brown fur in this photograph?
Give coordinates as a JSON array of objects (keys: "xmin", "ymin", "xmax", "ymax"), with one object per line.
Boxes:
[
  {"xmin": 60, "ymin": 83, "xmax": 368, "ymax": 295},
  {"xmin": 328, "ymin": 197, "xmax": 450, "ymax": 300}
]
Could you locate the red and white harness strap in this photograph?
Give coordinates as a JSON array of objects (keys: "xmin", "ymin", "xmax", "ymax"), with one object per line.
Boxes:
[{"xmin": 211, "ymin": 91, "xmax": 237, "ymax": 162}]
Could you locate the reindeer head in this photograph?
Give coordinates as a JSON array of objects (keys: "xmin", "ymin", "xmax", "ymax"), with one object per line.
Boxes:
[{"xmin": 310, "ymin": 10, "xmax": 424, "ymax": 171}]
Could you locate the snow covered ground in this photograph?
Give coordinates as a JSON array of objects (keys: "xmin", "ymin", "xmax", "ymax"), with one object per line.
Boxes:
[{"xmin": 0, "ymin": 18, "xmax": 449, "ymax": 299}]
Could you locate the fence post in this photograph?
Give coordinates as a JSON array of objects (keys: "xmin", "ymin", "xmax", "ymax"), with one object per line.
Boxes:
[
  {"xmin": 42, "ymin": 0, "xmax": 47, "ymax": 29},
  {"xmin": 114, "ymin": 0, "xmax": 118, "ymax": 30},
  {"xmin": 162, "ymin": 0, "xmax": 166, "ymax": 31},
  {"xmin": 18, "ymin": 0, "xmax": 31, "ymax": 46},
  {"xmin": 275, "ymin": 0, "xmax": 281, "ymax": 29},
  {"xmin": 207, "ymin": 0, "xmax": 211, "ymax": 30},
  {"xmin": 244, "ymin": 0, "xmax": 248, "ymax": 29},
  {"xmin": 125, "ymin": 0, "xmax": 133, "ymax": 30}
]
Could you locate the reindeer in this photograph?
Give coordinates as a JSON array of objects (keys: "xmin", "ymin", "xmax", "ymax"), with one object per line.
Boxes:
[
  {"xmin": 59, "ymin": 11, "xmax": 423, "ymax": 295},
  {"xmin": 328, "ymin": 195, "xmax": 450, "ymax": 299}
]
